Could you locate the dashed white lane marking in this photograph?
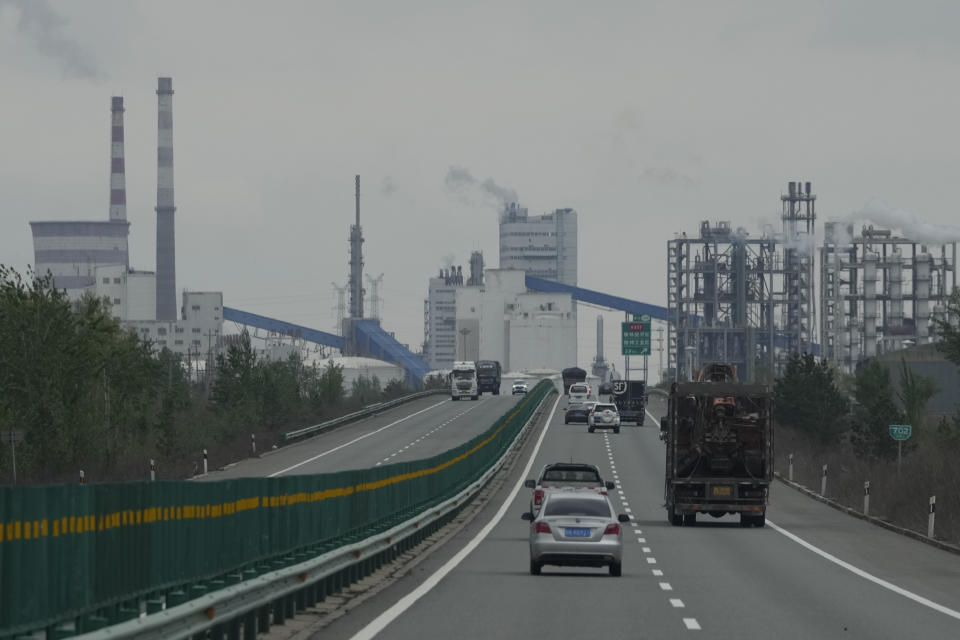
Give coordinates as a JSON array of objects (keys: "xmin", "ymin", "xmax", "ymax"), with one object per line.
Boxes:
[
  {"xmin": 652, "ymin": 569, "xmax": 664, "ymax": 576},
  {"xmin": 659, "ymin": 582, "xmax": 673, "ymax": 591},
  {"xmin": 351, "ymin": 394, "xmax": 562, "ymax": 640},
  {"xmin": 670, "ymin": 599, "xmax": 685, "ymax": 608},
  {"xmin": 768, "ymin": 520, "xmax": 960, "ymax": 621},
  {"xmin": 683, "ymin": 618, "xmax": 701, "ymax": 631},
  {"xmin": 642, "ymin": 547, "xmax": 652, "ymax": 553},
  {"xmin": 269, "ymin": 399, "xmax": 448, "ymax": 476},
  {"xmin": 638, "ymin": 538, "xmax": 646, "ymax": 543},
  {"xmin": 375, "ymin": 462, "xmax": 381, "ymax": 466},
  {"xmin": 646, "ymin": 557, "xmax": 657, "ymax": 564}
]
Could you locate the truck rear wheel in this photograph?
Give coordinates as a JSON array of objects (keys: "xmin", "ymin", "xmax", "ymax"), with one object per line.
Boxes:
[
  {"xmin": 683, "ymin": 513, "xmax": 696, "ymax": 526},
  {"xmin": 668, "ymin": 506, "xmax": 683, "ymax": 526}
]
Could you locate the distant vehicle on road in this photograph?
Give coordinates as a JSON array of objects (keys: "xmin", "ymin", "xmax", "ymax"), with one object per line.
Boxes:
[
  {"xmin": 588, "ymin": 403, "xmax": 621, "ymax": 434},
  {"xmin": 476, "ymin": 360, "xmax": 502, "ymax": 395},
  {"xmin": 610, "ymin": 380, "xmax": 647, "ymax": 425},
  {"xmin": 522, "ymin": 492, "xmax": 630, "ymax": 576},
  {"xmin": 561, "ymin": 367, "xmax": 587, "ymax": 394},
  {"xmin": 450, "ymin": 361, "xmax": 479, "ymax": 401},
  {"xmin": 511, "ymin": 380, "xmax": 529, "ymax": 395},
  {"xmin": 563, "ymin": 401, "xmax": 596, "ymax": 424},
  {"xmin": 524, "ymin": 462, "xmax": 615, "ymax": 514},
  {"xmin": 568, "ymin": 382, "xmax": 591, "ymax": 403}
]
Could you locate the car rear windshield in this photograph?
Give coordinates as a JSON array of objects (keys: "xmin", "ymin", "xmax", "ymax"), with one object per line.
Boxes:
[
  {"xmin": 594, "ymin": 405, "xmax": 616, "ymax": 412},
  {"xmin": 570, "ymin": 385, "xmax": 587, "ymax": 392},
  {"xmin": 544, "ymin": 497, "xmax": 611, "ymax": 517},
  {"xmin": 542, "ymin": 468, "xmax": 601, "ymax": 482}
]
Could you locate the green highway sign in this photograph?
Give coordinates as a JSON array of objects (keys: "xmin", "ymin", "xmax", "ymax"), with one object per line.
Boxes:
[
  {"xmin": 622, "ymin": 321, "xmax": 651, "ymax": 356},
  {"xmin": 889, "ymin": 424, "xmax": 912, "ymax": 441}
]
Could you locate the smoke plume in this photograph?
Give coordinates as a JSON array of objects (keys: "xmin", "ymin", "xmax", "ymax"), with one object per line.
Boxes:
[
  {"xmin": 851, "ymin": 198, "xmax": 960, "ymax": 245},
  {"xmin": 380, "ymin": 176, "xmax": 397, "ymax": 197},
  {"xmin": 639, "ymin": 166, "xmax": 699, "ymax": 188},
  {"xmin": 444, "ymin": 166, "xmax": 518, "ymax": 209},
  {"xmin": 0, "ymin": 0, "xmax": 102, "ymax": 79}
]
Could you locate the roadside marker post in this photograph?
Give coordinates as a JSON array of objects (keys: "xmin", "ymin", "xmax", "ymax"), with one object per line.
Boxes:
[
  {"xmin": 80, "ymin": 469, "xmax": 86, "ymax": 485},
  {"xmin": 863, "ymin": 481, "xmax": 870, "ymax": 517},
  {"xmin": 788, "ymin": 453, "xmax": 794, "ymax": 483},
  {"xmin": 820, "ymin": 464, "xmax": 828, "ymax": 497},
  {"xmin": 251, "ymin": 433, "xmax": 257, "ymax": 457},
  {"xmin": 150, "ymin": 459, "xmax": 156, "ymax": 482},
  {"xmin": 203, "ymin": 448, "xmax": 209, "ymax": 475},
  {"xmin": 928, "ymin": 496, "xmax": 936, "ymax": 539}
]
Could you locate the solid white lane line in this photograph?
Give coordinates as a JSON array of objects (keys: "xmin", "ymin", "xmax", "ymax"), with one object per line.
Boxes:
[
  {"xmin": 659, "ymin": 582, "xmax": 673, "ymax": 591},
  {"xmin": 768, "ymin": 520, "xmax": 960, "ymax": 621},
  {"xmin": 645, "ymin": 408, "xmax": 660, "ymax": 425},
  {"xmin": 268, "ymin": 400, "xmax": 449, "ymax": 477},
  {"xmin": 350, "ymin": 393, "xmax": 563, "ymax": 640},
  {"xmin": 683, "ymin": 618, "xmax": 701, "ymax": 631},
  {"xmin": 653, "ymin": 569, "xmax": 664, "ymax": 576},
  {"xmin": 670, "ymin": 599, "xmax": 685, "ymax": 608}
]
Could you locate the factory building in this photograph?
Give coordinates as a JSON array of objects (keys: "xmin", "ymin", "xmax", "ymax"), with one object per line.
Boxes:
[
  {"xmin": 422, "ymin": 252, "xmax": 483, "ymax": 370},
  {"xmin": 820, "ymin": 223, "xmax": 956, "ymax": 372},
  {"xmin": 28, "ymin": 79, "xmax": 224, "ymax": 359},
  {"xmin": 499, "ymin": 203, "xmax": 578, "ymax": 286},
  {"xmin": 454, "ymin": 269, "xmax": 576, "ymax": 373},
  {"xmin": 667, "ymin": 181, "xmax": 817, "ymax": 381}
]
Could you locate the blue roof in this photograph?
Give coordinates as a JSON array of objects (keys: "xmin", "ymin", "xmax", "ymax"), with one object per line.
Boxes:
[
  {"xmin": 354, "ymin": 320, "xmax": 430, "ymax": 387},
  {"xmin": 222, "ymin": 307, "xmax": 345, "ymax": 349},
  {"xmin": 524, "ymin": 276, "xmax": 669, "ymax": 320}
]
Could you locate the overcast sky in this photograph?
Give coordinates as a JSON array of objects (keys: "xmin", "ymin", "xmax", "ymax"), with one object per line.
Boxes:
[{"xmin": 3, "ymin": 1, "xmax": 960, "ymax": 373}]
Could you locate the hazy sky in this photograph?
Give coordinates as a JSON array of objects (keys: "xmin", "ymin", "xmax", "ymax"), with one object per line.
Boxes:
[{"xmin": 3, "ymin": 1, "xmax": 959, "ymax": 373}]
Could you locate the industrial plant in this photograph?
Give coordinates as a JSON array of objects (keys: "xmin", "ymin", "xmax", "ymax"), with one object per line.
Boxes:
[{"xmin": 666, "ymin": 181, "xmax": 958, "ymax": 381}]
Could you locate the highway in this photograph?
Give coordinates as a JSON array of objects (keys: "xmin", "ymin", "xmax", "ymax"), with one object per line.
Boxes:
[
  {"xmin": 295, "ymin": 388, "xmax": 960, "ymax": 640},
  {"xmin": 199, "ymin": 386, "xmax": 524, "ymax": 480}
]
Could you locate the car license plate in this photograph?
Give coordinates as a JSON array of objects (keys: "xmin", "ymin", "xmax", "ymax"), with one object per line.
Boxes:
[
  {"xmin": 565, "ymin": 527, "xmax": 591, "ymax": 537},
  {"xmin": 712, "ymin": 486, "xmax": 732, "ymax": 497}
]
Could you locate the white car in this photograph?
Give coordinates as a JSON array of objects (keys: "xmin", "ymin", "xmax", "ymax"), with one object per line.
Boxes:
[
  {"xmin": 588, "ymin": 403, "xmax": 621, "ymax": 434},
  {"xmin": 568, "ymin": 382, "xmax": 591, "ymax": 403},
  {"xmin": 512, "ymin": 380, "xmax": 529, "ymax": 395}
]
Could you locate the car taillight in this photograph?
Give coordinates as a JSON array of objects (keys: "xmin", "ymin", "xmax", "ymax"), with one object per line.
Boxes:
[
  {"xmin": 535, "ymin": 521, "xmax": 552, "ymax": 534},
  {"xmin": 534, "ymin": 489, "xmax": 545, "ymax": 505},
  {"xmin": 603, "ymin": 523, "xmax": 620, "ymax": 535}
]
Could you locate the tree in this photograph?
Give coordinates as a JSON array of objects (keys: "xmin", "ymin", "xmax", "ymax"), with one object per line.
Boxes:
[
  {"xmin": 350, "ymin": 375, "xmax": 382, "ymax": 406},
  {"xmin": 773, "ymin": 353, "xmax": 849, "ymax": 444},
  {"xmin": 849, "ymin": 359, "xmax": 908, "ymax": 461},
  {"xmin": 383, "ymin": 378, "xmax": 410, "ymax": 400},
  {"xmin": 896, "ymin": 357, "xmax": 937, "ymax": 432},
  {"xmin": 318, "ymin": 361, "xmax": 345, "ymax": 407}
]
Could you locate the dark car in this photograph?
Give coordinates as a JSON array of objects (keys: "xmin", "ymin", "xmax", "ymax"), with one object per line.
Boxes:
[{"xmin": 564, "ymin": 401, "xmax": 596, "ymax": 424}]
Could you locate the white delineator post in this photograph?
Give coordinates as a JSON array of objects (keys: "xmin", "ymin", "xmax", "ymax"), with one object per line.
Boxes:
[
  {"xmin": 863, "ymin": 481, "xmax": 870, "ymax": 517},
  {"xmin": 251, "ymin": 433, "xmax": 257, "ymax": 457},
  {"xmin": 80, "ymin": 470, "xmax": 86, "ymax": 485},
  {"xmin": 820, "ymin": 464, "xmax": 828, "ymax": 496},
  {"xmin": 788, "ymin": 453, "xmax": 794, "ymax": 482},
  {"xmin": 202, "ymin": 448, "xmax": 208, "ymax": 475},
  {"xmin": 928, "ymin": 496, "xmax": 936, "ymax": 538},
  {"xmin": 150, "ymin": 459, "xmax": 156, "ymax": 482}
]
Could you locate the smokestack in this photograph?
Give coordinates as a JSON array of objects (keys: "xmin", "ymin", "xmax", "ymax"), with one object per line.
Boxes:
[
  {"xmin": 348, "ymin": 175, "xmax": 365, "ymax": 318},
  {"xmin": 109, "ymin": 97, "xmax": 127, "ymax": 224},
  {"xmin": 155, "ymin": 77, "xmax": 176, "ymax": 321}
]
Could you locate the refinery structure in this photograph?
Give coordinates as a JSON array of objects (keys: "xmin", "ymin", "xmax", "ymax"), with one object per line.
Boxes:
[{"xmin": 666, "ymin": 181, "xmax": 958, "ymax": 381}]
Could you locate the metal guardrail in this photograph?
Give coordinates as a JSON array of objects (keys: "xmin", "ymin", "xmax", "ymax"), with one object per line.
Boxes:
[
  {"xmin": 77, "ymin": 385, "xmax": 555, "ymax": 639},
  {"xmin": 280, "ymin": 389, "xmax": 448, "ymax": 443}
]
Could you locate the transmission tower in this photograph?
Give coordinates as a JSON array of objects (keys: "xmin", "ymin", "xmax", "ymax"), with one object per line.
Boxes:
[{"xmin": 366, "ymin": 273, "xmax": 384, "ymax": 320}]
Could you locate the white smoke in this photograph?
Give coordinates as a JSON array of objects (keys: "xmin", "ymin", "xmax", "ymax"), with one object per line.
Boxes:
[
  {"xmin": 444, "ymin": 166, "xmax": 518, "ymax": 210},
  {"xmin": 0, "ymin": 0, "xmax": 102, "ymax": 79},
  {"xmin": 851, "ymin": 197, "xmax": 960, "ymax": 245},
  {"xmin": 380, "ymin": 176, "xmax": 397, "ymax": 197}
]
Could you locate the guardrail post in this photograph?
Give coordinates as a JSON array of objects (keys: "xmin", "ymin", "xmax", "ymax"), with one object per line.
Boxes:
[
  {"xmin": 788, "ymin": 453, "xmax": 794, "ymax": 482},
  {"xmin": 150, "ymin": 458, "xmax": 156, "ymax": 482},
  {"xmin": 928, "ymin": 496, "xmax": 936, "ymax": 538},
  {"xmin": 203, "ymin": 448, "xmax": 209, "ymax": 475},
  {"xmin": 250, "ymin": 433, "xmax": 257, "ymax": 457},
  {"xmin": 79, "ymin": 469, "xmax": 85, "ymax": 485},
  {"xmin": 820, "ymin": 464, "xmax": 827, "ymax": 496},
  {"xmin": 863, "ymin": 481, "xmax": 870, "ymax": 516}
]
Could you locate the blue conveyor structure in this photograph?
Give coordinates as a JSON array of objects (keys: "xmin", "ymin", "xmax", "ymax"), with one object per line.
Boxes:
[
  {"xmin": 353, "ymin": 319, "xmax": 430, "ymax": 387},
  {"xmin": 524, "ymin": 275, "xmax": 669, "ymax": 319},
  {"xmin": 222, "ymin": 307, "xmax": 345, "ymax": 350}
]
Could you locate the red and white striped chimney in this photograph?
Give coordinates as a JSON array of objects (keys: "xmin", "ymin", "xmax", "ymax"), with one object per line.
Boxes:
[{"xmin": 109, "ymin": 96, "xmax": 126, "ymax": 222}]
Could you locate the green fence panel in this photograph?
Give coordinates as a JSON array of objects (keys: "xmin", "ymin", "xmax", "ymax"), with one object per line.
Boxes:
[{"xmin": 0, "ymin": 381, "xmax": 552, "ymax": 636}]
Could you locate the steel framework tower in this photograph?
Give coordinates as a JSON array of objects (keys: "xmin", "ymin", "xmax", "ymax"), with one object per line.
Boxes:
[{"xmin": 781, "ymin": 181, "xmax": 816, "ymax": 355}]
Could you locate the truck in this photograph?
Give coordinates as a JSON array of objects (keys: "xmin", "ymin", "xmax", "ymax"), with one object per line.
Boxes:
[
  {"xmin": 560, "ymin": 367, "xmax": 587, "ymax": 395},
  {"xmin": 660, "ymin": 363, "xmax": 773, "ymax": 528},
  {"xmin": 610, "ymin": 379, "xmax": 646, "ymax": 425},
  {"xmin": 450, "ymin": 361, "xmax": 479, "ymax": 401},
  {"xmin": 476, "ymin": 360, "xmax": 502, "ymax": 395}
]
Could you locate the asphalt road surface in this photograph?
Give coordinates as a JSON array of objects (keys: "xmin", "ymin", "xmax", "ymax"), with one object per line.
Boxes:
[
  {"xmin": 198, "ymin": 385, "xmax": 524, "ymax": 480},
  {"xmin": 306, "ymin": 387, "xmax": 960, "ymax": 640}
]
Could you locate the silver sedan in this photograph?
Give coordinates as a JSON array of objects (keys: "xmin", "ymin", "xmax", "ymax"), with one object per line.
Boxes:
[{"xmin": 522, "ymin": 492, "xmax": 630, "ymax": 576}]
